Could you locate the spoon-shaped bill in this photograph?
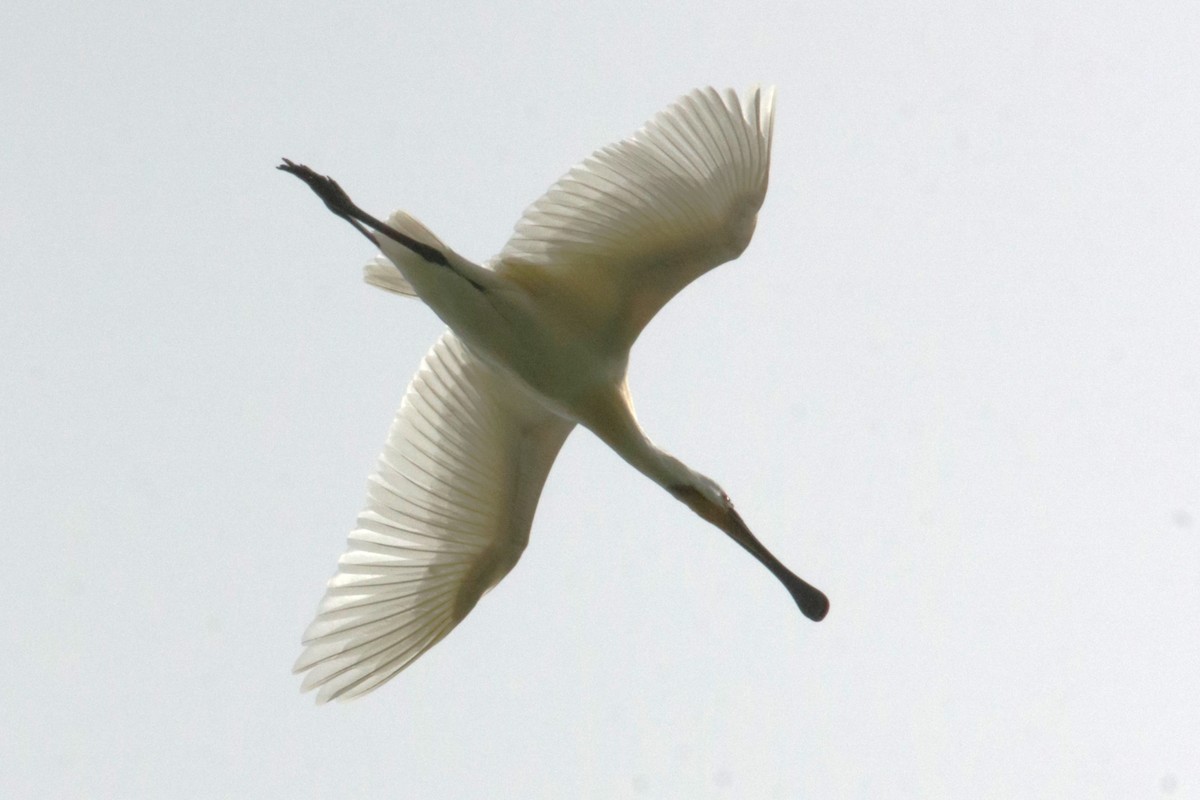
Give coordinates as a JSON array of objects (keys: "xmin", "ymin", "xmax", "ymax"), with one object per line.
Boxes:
[{"xmin": 722, "ymin": 508, "xmax": 829, "ymax": 621}]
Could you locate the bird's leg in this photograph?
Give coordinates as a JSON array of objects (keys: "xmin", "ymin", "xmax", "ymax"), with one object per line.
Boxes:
[{"xmin": 276, "ymin": 159, "xmax": 450, "ymax": 267}]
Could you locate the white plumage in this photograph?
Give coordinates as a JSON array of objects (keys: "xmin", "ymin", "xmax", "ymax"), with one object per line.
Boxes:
[
  {"xmin": 294, "ymin": 333, "xmax": 572, "ymax": 701},
  {"xmin": 281, "ymin": 86, "xmax": 827, "ymax": 703}
]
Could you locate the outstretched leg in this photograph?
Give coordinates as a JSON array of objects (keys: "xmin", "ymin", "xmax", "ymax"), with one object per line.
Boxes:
[{"xmin": 277, "ymin": 159, "xmax": 449, "ymax": 267}]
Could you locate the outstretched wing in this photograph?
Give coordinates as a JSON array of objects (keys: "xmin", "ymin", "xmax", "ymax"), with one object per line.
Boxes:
[
  {"xmin": 295, "ymin": 332, "xmax": 574, "ymax": 702},
  {"xmin": 493, "ymin": 86, "xmax": 775, "ymax": 350}
]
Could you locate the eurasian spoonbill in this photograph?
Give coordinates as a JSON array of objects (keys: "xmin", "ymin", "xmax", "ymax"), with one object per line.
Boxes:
[{"xmin": 280, "ymin": 86, "xmax": 827, "ymax": 703}]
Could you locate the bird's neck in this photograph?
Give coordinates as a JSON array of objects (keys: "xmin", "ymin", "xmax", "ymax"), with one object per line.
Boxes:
[
  {"xmin": 624, "ymin": 437, "xmax": 694, "ymax": 492},
  {"xmin": 579, "ymin": 381, "xmax": 697, "ymax": 492}
]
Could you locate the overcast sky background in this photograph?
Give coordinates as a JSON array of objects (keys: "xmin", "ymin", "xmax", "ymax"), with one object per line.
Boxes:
[{"xmin": 3, "ymin": 1, "xmax": 1198, "ymax": 797}]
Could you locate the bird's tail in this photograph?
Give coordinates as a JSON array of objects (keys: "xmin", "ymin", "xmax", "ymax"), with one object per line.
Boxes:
[
  {"xmin": 363, "ymin": 254, "xmax": 416, "ymax": 296},
  {"xmin": 362, "ymin": 211, "xmax": 452, "ymax": 297}
]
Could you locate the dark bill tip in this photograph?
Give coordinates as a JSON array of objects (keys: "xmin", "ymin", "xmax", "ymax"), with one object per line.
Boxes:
[
  {"xmin": 720, "ymin": 506, "xmax": 830, "ymax": 622},
  {"xmin": 785, "ymin": 575, "xmax": 829, "ymax": 622}
]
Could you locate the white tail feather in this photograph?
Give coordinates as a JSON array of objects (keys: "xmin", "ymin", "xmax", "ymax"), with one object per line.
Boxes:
[
  {"xmin": 362, "ymin": 211, "xmax": 456, "ymax": 297},
  {"xmin": 363, "ymin": 255, "xmax": 417, "ymax": 296}
]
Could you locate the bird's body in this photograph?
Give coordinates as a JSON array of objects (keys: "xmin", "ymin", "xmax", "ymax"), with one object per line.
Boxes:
[{"xmin": 281, "ymin": 86, "xmax": 827, "ymax": 703}]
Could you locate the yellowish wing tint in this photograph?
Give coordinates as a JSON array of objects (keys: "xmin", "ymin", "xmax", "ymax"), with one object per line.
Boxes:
[{"xmin": 494, "ymin": 86, "xmax": 775, "ymax": 348}]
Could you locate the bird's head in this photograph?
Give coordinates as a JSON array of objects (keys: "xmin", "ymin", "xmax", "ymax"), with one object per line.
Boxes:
[{"xmin": 667, "ymin": 475, "xmax": 732, "ymax": 527}]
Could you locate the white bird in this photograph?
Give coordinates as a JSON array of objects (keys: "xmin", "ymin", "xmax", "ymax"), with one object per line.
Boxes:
[{"xmin": 280, "ymin": 86, "xmax": 827, "ymax": 703}]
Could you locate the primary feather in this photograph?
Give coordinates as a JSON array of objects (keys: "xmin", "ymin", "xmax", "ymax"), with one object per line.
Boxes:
[
  {"xmin": 296, "ymin": 86, "xmax": 781, "ymax": 701},
  {"xmin": 494, "ymin": 86, "xmax": 774, "ymax": 350},
  {"xmin": 295, "ymin": 333, "xmax": 572, "ymax": 702}
]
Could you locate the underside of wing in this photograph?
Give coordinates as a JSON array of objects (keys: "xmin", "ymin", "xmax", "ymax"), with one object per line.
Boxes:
[
  {"xmin": 493, "ymin": 86, "xmax": 775, "ymax": 349},
  {"xmin": 295, "ymin": 332, "xmax": 574, "ymax": 702}
]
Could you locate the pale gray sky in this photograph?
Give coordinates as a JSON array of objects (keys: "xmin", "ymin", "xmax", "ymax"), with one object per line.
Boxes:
[{"xmin": 3, "ymin": 1, "xmax": 1198, "ymax": 797}]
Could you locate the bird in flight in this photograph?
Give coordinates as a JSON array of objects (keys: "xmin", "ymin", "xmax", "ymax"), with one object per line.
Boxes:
[{"xmin": 280, "ymin": 86, "xmax": 827, "ymax": 703}]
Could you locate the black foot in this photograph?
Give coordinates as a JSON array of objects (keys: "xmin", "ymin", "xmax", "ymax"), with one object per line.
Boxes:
[
  {"xmin": 277, "ymin": 158, "xmax": 450, "ymax": 268},
  {"xmin": 277, "ymin": 159, "xmax": 354, "ymax": 218},
  {"xmin": 277, "ymin": 159, "xmax": 379, "ymax": 243}
]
